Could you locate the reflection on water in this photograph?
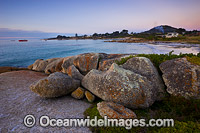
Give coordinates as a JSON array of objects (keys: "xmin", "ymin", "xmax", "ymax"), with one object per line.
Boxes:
[{"xmin": 0, "ymin": 39, "xmax": 199, "ymax": 67}]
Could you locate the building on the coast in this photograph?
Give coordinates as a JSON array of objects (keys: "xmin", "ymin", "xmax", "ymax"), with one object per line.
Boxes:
[{"xmin": 165, "ymin": 32, "xmax": 179, "ymax": 38}]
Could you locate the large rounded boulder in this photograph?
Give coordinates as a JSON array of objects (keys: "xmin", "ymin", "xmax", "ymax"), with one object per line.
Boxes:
[
  {"xmin": 62, "ymin": 56, "xmax": 77, "ymax": 73},
  {"xmin": 32, "ymin": 58, "xmax": 58, "ymax": 72},
  {"xmin": 30, "ymin": 72, "xmax": 80, "ymax": 98},
  {"xmin": 44, "ymin": 58, "xmax": 64, "ymax": 74},
  {"xmin": 122, "ymin": 57, "xmax": 165, "ymax": 100},
  {"xmin": 160, "ymin": 57, "xmax": 200, "ymax": 99},
  {"xmin": 82, "ymin": 62, "xmax": 165, "ymax": 109}
]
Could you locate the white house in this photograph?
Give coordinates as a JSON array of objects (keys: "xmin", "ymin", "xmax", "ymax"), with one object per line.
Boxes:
[{"xmin": 165, "ymin": 32, "xmax": 179, "ymax": 38}]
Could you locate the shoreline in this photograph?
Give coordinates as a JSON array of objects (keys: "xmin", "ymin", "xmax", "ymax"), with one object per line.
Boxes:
[
  {"xmin": 42, "ymin": 37, "xmax": 200, "ymax": 45},
  {"xmin": 0, "ymin": 66, "xmax": 28, "ymax": 74},
  {"xmin": 104, "ymin": 38, "xmax": 200, "ymax": 45},
  {"xmin": 1, "ymin": 50, "xmax": 199, "ymax": 72},
  {"xmin": 1, "ymin": 52, "xmax": 199, "ymax": 132}
]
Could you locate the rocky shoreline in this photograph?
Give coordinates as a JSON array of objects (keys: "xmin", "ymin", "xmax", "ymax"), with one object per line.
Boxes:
[
  {"xmin": 0, "ymin": 52, "xmax": 199, "ymax": 132},
  {"xmin": 28, "ymin": 52, "xmax": 200, "ymax": 106},
  {"xmin": 0, "ymin": 66, "xmax": 28, "ymax": 74}
]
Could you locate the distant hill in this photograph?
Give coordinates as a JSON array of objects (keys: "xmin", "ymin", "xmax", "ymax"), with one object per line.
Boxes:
[
  {"xmin": 143, "ymin": 25, "xmax": 180, "ymax": 34},
  {"xmin": 0, "ymin": 28, "xmax": 74, "ymax": 39}
]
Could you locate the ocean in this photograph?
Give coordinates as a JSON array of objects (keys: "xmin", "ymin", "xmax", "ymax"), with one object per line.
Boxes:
[{"xmin": 0, "ymin": 39, "xmax": 199, "ymax": 67}]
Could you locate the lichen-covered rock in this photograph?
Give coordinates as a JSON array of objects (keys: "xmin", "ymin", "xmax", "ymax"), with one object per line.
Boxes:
[
  {"xmin": 55, "ymin": 58, "xmax": 64, "ymax": 72},
  {"xmin": 160, "ymin": 57, "xmax": 200, "ymax": 99},
  {"xmin": 98, "ymin": 59, "xmax": 116, "ymax": 71},
  {"xmin": 97, "ymin": 101, "xmax": 137, "ymax": 119},
  {"xmin": 71, "ymin": 87, "xmax": 85, "ymax": 99},
  {"xmin": 73, "ymin": 53, "xmax": 99, "ymax": 75},
  {"xmin": 32, "ymin": 58, "xmax": 58, "ymax": 72},
  {"xmin": 45, "ymin": 58, "xmax": 64, "ymax": 74},
  {"xmin": 30, "ymin": 72, "xmax": 80, "ymax": 98},
  {"xmin": 122, "ymin": 57, "xmax": 165, "ymax": 100},
  {"xmin": 82, "ymin": 63, "xmax": 164, "ymax": 109},
  {"xmin": 66, "ymin": 65, "xmax": 84, "ymax": 81},
  {"xmin": 85, "ymin": 91, "xmax": 95, "ymax": 103},
  {"xmin": 32, "ymin": 59, "xmax": 44, "ymax": 71},
  {"xmin": 62, "ymin": 56, "xmax": 77, "ymax": 73},
  {"xmin": 98, "ymin": 53, "xmax": 128, "ymax": 71},
  {"xmin": 27, "ymin": 64, "xmax": 33, "ymax": 70}
]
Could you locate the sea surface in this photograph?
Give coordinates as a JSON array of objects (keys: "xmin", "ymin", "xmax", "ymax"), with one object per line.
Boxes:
[{"xmin": 0, "ymin": 39, "xmax": 199, "ymax": 67}]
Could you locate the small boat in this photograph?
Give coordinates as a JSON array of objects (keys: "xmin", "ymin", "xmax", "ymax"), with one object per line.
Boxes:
[{"xmin": 18, "ymin": 40, "xmax": 28, "ymax": 42}]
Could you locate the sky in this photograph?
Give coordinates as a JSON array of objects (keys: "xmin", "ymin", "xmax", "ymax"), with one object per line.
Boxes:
[{"xmin": 0, "ymin": 0, "xmax": 200, "ymax": 35}]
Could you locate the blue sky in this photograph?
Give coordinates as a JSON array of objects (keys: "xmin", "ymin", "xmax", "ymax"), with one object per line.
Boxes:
[{"xmin": 0, "ymin": 0, "xmax": 200, "ymax": 35}]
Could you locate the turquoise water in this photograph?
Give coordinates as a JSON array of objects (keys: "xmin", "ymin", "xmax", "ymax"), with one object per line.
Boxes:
[{"xmin": 0, "ymin": 39, "xmax": 199, "ymax": 67}]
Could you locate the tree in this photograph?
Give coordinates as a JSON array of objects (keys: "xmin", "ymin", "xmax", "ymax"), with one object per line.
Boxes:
[
  {"xmin": 105, "ymin": 32, "xmax": 110, "ymax": 37},
  {"xmin": 120, "ymin": 29, "xmax": 128, "ymax": 35},
  {"xmin": 57, "ymin": 35, "xmax": 63, "ymax": 38},
  {"xmin": 176, "ymin": 28, "xmax": 186, "ymax": 34},
  {"xmin": 112, "ymin": 31, "xmax": 120, "ymax": 37},
  {"xmin": 92, "ymin": 33, "xmax": 98, "ymax": 37}
]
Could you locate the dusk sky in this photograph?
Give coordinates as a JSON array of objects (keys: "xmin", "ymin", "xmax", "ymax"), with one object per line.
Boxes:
[{"xmin": 0, "ymin": 0, "xmax": 200, "ymax": 35}]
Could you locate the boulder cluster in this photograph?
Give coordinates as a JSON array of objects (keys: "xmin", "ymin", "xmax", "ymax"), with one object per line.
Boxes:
[{"xmin": 28, "ymin": 53, "xmax": 200, "ymax": 119}]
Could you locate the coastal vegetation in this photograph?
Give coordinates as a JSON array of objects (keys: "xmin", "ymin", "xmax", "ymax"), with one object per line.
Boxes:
[
  {"xmin": 45, "ymin": 25, "xmax": 200, "ymax": 44},
  {"xmin": 84, "ymin": 96, "xmax": 200, "ymax": 132},
  {"xmin": 116, "ymin": 51, "xmax": 200, "ymax": 68},
  {"xmin": 105, "ymin": 32, "xmax": 200, "ymax": 44}
]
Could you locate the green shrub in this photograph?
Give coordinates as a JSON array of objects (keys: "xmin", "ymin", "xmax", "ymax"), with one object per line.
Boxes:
[
  {"xmin": 155, "ymin": 121, "xmax": 200, "ymax": 133},
  {"xmin": 186, "ymin": 56, "xmax": 200, "ymax": 66},
  {"xmin": 115, "ymin": 51, "xmax": 200, "ymax": 71},
  {"xmin": 115, "ymin": 55, "xmax": 134, "ymax": 65},
  {"xmin": 84, "ymin": 96, "xmax": 200, "ymax": 132}
]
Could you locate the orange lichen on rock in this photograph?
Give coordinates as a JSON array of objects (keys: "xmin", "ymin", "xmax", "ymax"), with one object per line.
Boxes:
[
  {"xmin": 71, "ymin": 87, "xmax": 85, "ymax": 99},
  {"xmin": 67, "ymin": 66, "xmax": 72, "ymax": 76},
  {"xmin": 160, "ymin": 57, "xmax": 200, "ymax": 99},
  {"xmin": 85, "ymin": 56, "xmax": 91, "ymax": 71},
  {"xmin": 55, "ymin": 58, "xmax": 64, "ymax": 72},
  {"xmin": 85, "ymin": 91, "xmax": 95, "ymax": 103},
  {"xmin": 73, "ymin": 53, "xmax": 99, "ymax": 75},
  {"xmin": 97, "ymin": 101, "xmax": 137, "ymax": 119}
]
